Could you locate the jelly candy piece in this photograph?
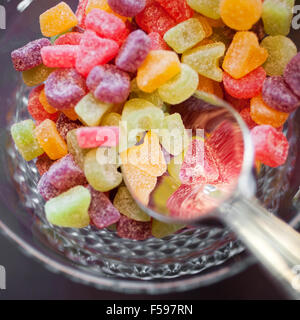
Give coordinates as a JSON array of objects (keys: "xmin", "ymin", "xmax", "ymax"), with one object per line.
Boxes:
[
  {"xmin": 152, "ymin": 219, "xmax": 185, "ymax": 238},
  {"xmin": 76, "ymin": 126, "xmax": 119, "ymax": 148},
  {"xmin": 86, "ymin": 0, "xmax": 128, "ymax": 22},
  {"xmin": 76, "ymin": 0, "xmax": 89, "ymax": 28},
  {"xmin": 87, "ymin": 65, "xmax": 131, "ymax": 104},
  {"xmin": 250, "ymin": 94, "xmax": 289, "ymax": 127},
  {"xmin": 261, "ymin": 35, "xmax": 297, "ymax": 76},
  {"xmin": 262, "ymin": 76, "xmax": 299, "ymax": 113},
  {"xmin": 76, "ymin": 30, "xmax": 119, "ymax": 77},
  {"xmin": 251, "ymin": 125, "xmax": 289, "ymax": 167},
  {"xmin": 166, "ymin": 184, "xmax": 194, "ymax": 217},
  {"xmin": 54, "ymin": 32, "xmax": 83, "ymax": 45},
  {"xmin": 197, "ymin": 74, "xmax": 215, "ymax": 94},
  {"xmin": 107, "ymin": 0, "xmax": 146, "ymax": 17},
  {"xmin": 56, "ymin": 113, "xmax": 82, "ymax": 141},
  {"xmin": 85, "ymin": 9, "xmax": 127, "ymax": 42},
  {"xmin": 223, "ymin": 67, "xmax": 266, "ymax": 99},
  {"xmin": 38, "ymin": 172, "xmax": 60, "ymax": 201},
  {"xmin": 45, "ymin": 68, "xmax": 87, "ymax": 110},
  {"xmin": 40, "ymin": 2, "xmax": 78, "ymax": 37},
  {"xmin": 158, "ymin": 64, "xmax": 199, "ymax": 104},
  {"xmin": 39, "ymin": 89, "xmax": 57, "ymax": 114},
  {"xmin": 284, "ymin": 53, "xmax": 300, "ymax": 98},
  {"xmin": 62, "ymin": 109, "xmax": 79, "ymax": 121},
  {"xmin": 205, "ymin": 16, "xmax": 225, "ymax": 28},
  {"xmin": 224, "ymin": 91, "xmax": 250, "ymax": 111},
  {"xmin": 117, "ymin": 215, "xmax": 152, "ymax": 240},
  {"xmin": 160, "ymin": 113, "xmax": 189, "ymax": 156},
  {"xmin": 41, "ymin": 45, "xmax": 78, "ymax": 68},
  {"xmin": 22, "ymin": 64, "xmax": 54, "ymax": 87},
  {"xmin": 220, "ymin": 0, "xmax": 262, "ymax": 31},
  {"xmin": 148, "ymin": 32, "xmax": 169, "ymax": 50},
  {"xmin": 36, "ymin": 154, "xmax": 54, "ymax": 176},
  {"xmin": 28, "ymin": 85, "xmax": 59, "ymax": 123},
  {"xmin": 135, "ymin": 2, "xmax": 176, "ymax": 37},
  {"xmin": 240, "ymin": 107, "xmax": 257, "ymax": 130},
  {"xmin": 84, "ymin": 148, "xmax": 122, "ymax": 192},
  {"xmin": 75, "ymin": 93, "xmax": 112, "ymax": 126},
  {"xmin": 101, "ymin": 112, "xmax": 121, "ymax": 126},
  {"xmin": 222, "ymin": 32, "xmax": 268, "ymax": 79},
  {"xmin": 122, "ymin": 131, "xmax": 167, "ymax": 177},
  {"xmin": 67, "ymin": 129, "xmax": 89, "ymax": 169},
  {"xmin": 137, "ymin": 50, "xmax": 181, "ymax": 93},
  {"xmin": 35, "ymin": 119, "xmax": 68, "ymax": 160},
  {"xmin": 11, "ymin": 120, "xmax": 44, "ymax": 161},
  {"xmin": 262, "ymin": 0, "xmax": 294, "ymax": 36},
  {"xmin": 116, "ymin": 30, "xmax": 151, "ymax": 73},
  {"xmin": 113, "ymin": 186, "xmax": 151, "ymax": 222},
  {"xmin": 155, "ymin": 0, "xmax": 193, "ymax": 23},
  {"xmin": 87, "ymin": 185, "xmax": 120, "ymax": 228},
  {"xmin": 45, "ymin": 186, "xmax": 91, "ymax": 228},
  {"xmin": 187, "ymin": 0, "xmax": 221, "ymax": 19},
  {"xmin": 194, "ymin": 13, "xmax": 213, "ymax": 38},
  {"xmin": 182, "ymin": 42, "xmax": 225, "ymax": 82},
  {"xmin": 164, "ymin": 18, "xmax": 206, "ymax": 54},
  {"xmin": 168, "ymin": 152, "xmax": 184, "ymax": 184},
  {"xmin": 11, "ymin": 38, "xmax": 51, "ymax": 72}
]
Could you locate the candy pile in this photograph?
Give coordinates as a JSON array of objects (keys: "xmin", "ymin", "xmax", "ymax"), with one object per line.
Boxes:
[{"xmin": 10, "ymin": 0, "xmax": 298, "ymax": 239}]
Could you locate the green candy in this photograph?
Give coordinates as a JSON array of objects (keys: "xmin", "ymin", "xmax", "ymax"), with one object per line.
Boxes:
[
  {"xmin": 66, "ymin": 129, "xmax": 89, "ymax": 170},
  {"xmin": 187, "ymin": 0, "xmax": 221, "ymax": 19},
  {"xmin": 22, "ymin": 64, "xmax": 54, "ymax": 87},
  {"xmin": 152, "ymin": 219, "xmax": 185, "ymax": 239}
]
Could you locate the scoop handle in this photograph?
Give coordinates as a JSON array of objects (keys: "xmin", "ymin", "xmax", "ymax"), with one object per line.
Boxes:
[{"xmin": 221, "ymin": 196, "xmax": 300, "ymax": 299}]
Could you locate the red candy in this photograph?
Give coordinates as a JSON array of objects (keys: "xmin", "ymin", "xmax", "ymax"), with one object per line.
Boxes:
[
  {"xmin": 117, "ymin": 215, "xmax": 152, "ymax": 240},
  {"xmin": 76, "ymin": 30, "xmax": 119, "ymax": 77},
  {"xmin": 148, "ymin": 32, "xmax": 169, "ymax": 50},
  {"xmin": 41, "ymin": 45, "xmax": 78, "ymax": 68},
  {"xmin": 54, "ymin": 32, "xmax": 83, "ymax": 45},
  {"xmin": 75, "ymin": 0, "xmax": 89, "ymax": 28},
  {"xmin": 136, "ymin": 2, "xmax": 176, "ymax": 37},
  {"xmin": 36, "ymin": 154, "xmax": 54, "ymax": 176},
  {"xmin": 251, "ymin": 125, "xmax": 289, "ymax": 167},
  {"xmin": 223, "ymin": 67, "xmax": 266, "ymax": 99},
  {"xmin": 155, "ymin": 0, "xmax": 193, "ymax": 23},
  {"xmin": 239, "ymin": 107, "xmax": 257, "ymax": 130}
]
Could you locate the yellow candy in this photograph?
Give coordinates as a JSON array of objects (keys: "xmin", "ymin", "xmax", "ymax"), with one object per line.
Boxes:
[
  {"xmin": 187, "ymin": 0, "xmax": 221, "ymax": 19},
  {"xmin": 39, "ymin": 89, "xmax": 57, "ymax": 114},
  {"xmin": 101, "ymin": 112, "xmax": 121, "ymax": 126},
  {"xmin": 86, "ymin": 0, "xmax": 128, "ymax": 22},
  {"xmin": 22, "ymin": 65, "xmax": 54, "ymax": 87}
]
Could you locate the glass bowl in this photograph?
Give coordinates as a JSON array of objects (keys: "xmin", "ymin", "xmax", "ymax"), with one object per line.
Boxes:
[{"xmin": 0, "ymin": 0, "xmax": 300, "ymax": 294}]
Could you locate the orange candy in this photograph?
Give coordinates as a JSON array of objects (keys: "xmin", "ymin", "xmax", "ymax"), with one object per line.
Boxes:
[
  {"xmin": 250, "ymin": 94, "xmax": 289, "ymax": 128},
  {"xmin": 62, "ymin": 109, "xmax": 79, "ymax": 121},
  {"xmin": 137, "ymin": 50, "xmax": 181, "ymax": 93},
  {"xmin": 40, "ymin": 2, "xmax": 78, "ymax": 37},
  {"xmin": 223, "ymin": 32, "xmax": 268, "ymax": 79},
  {"xmin": 194, "ymin": 14, "xmax": 213, "ymax": 38},
  {"xmin": 39, "ymin": 89, "xmax": 57, "ymax": 114},
  {"xmin": 35, "ymin": 119, "xmax": 68, "ymax": 160}
]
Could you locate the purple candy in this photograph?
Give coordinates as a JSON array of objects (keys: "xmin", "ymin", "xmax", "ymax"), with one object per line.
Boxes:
[
  {"xmin": 37, "ymin": 172, "xmax": 60, "ymax": 201},
  {"xmin": 45, "ymin": 68, "xmax": 87, "ymax": 110},
  {"xmin": 86, "ymin": 65, "xmax": 130, "ymax": 104},
  {"xmin": 107, "ymin": 0, "xmax": 146, "ymax": 17},
  {"xmin": 56, "ymin": 113, "xmax": 82, "ymax": 141},
  {"xmin": 284, "ymin": 53, "xmax": 300, "ymax": 98},
  {"xmin": 117, "ymin": 215, "xmax": 152, "ymax": 240},
  {"xmin": 87, "ymin": 186, "xmax": 120, "ymax": 229},
  {"xmin": 115, "ymin": 30, "xmax": 151, "ymax": 73},
  {"xmin": 262, "ymin": 76, "xmax": 299, "ymax": 113},
  {"xmin": 11, "ymin": 38, "xmax": 51, "ymax": 72}
]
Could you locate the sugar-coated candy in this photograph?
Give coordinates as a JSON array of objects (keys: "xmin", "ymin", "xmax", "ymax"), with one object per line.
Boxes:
[
  {"xmin": 45, "ymin": 68, "xmax": 87, "ymax": 110},
  {"xmin": 284, "ymin": 53, "xmax": 300, "ymax": 97},
  {"xmin": 262, "ymin": 0, "xmax": 295, "ymax": 36},
  {"xmin": 11, "ymin": 38, "xmax": 51, "ymax": 72},
  {"xmin": 164, "ymin": 18, "xmax": 206, "ymax": 54},
  {"xmin": 75, "ymin": 93, "xmax": 112, "ymax": 126},
  {"xmin": 45, "ymin": 186, "xmax": 91, "ymax": 228},
  {"xmin": 84, "ymin": 148, "xmax": 122, "ymax": 192},
  {"xmin": 39, "ymin": 89, "xmax": 57, "ymax": 114},
  {"xmin": 182, "ymin": 42, "xmax": 225, "ymax": 82},
  {"xmin": 54, "ymin": 32, "xmax": 83, "ymax": 45},
  {"xmin": 39, "ymin": 2, "xmax": 78, "ymax": 37},
  {"xmin": 158, "ymin": 64, "xmax": 199, "ymax": 104},
  {"xmin": 67, "ymin": 129, "xmax": 89, "ymax": 169},
  {"xmin": 137, "ymin": 50, "xmax": 181, "ymax": 93},
  {"xmin": 223, "ymin": 32, "xmax": 268, "ymax": 79},
  {"xmin": 76, "ymin": 126, "xmax": 119, "ymax": 148},
  {"xmin": 41, "ymin": 45, "xmax": 78, "ymax": 68},
  {"xmin": 76, "ymin": 30, "xmax": 119, "ymax": 77},
  {"xmin": 62, "ymin": 109, "xmax": 79, "ymax": 121},
  {"xmin": 261, "ymin": 35, "xmax": 297, "ymax": 76},
  {"xmin": 37, "ymin": 172, "xmax": 60, "ymax": 201},
  {"xmin": 108, "ymin": 0, "xmax": 146, "ymax": 17},
  {"xmin": 223, "ymin": 67, "xmax": 266, "ymax": 99},
  {"xmin": 156, "ymin": 0, "xmax": 193, "ymax": 23},
  {"xmin": 117, "ymin": 214, "xmax": 152, "ymax": 240},
  {"xmin": 86, "ymin": 65, "xmax": 131, "ymax": 104},
  {"xmin": 87, "ymin": 185, "xmax": 120, "ymax": 229},
  {"xmin": 11, "ymin": 120, "xmax": 44, "ymax": 161},
  {"xmin": 168, "ymin": 152, "xmax": 184, "ymax": 184},
  {"xmin": 28, "ymin": 85, "xmax": 59, "ymax": 123},
  {"xmin": 251, "ymin": 125, "xmax": 289, "ymax": 167},
  {"xmin": 220, "ymin": 0, "xmax": 262, "ymax": 31},
  {"xmin": 262, "ymin": 76, "xmax": 299, "ymax": 113},
  {"xmin": 75, "ymin": 0, "xmax": 89, "ymax": 28},
  {"xmin": 187, "ymin": 0, "xmax": 221, "ymax": 19},
  {"xmin": 36, "ymin": 154, "xmax": 54, "ymax": 176},
  {"xmin": 135, "ymin": 2, "xmax": 176, "ymax": 37},
  {"xmin": 250, "ymin": 94, "xmax": 289, "ymax": 128},
  {"xmin": 22, "ymin": 64, "xmax": 54, "ymax": 87},
  {"xmin": 148, "ymin": 32, "xmax": 169, "ymax": 50},
  {"xmin": 35, "ymin": 119, "xmax": 68, "ymax": 160},
  {"xmin": 113, "ymin": 186, "xmax": 151, "ymax": 222},
  {"xmin": 116, "ymin": 30, "xmax": 151, "ymax": 73},
  {"xmin": 239, "ymin": 107, "xmax": 257, "ymax": 130},
  {"xmin": 56, "ymin": 113, "xmax": 82, "ymax": 141},
  {"xmin": 194, "ymin": 13, "xmax": 213, "ymax": 38},
  {"xmin": 152, "ymin": 219, "xmax": 185, "ymax": 239},
  {"xmin": 101, "ymin": 112, "xmax": 121, "ymax": 126}
]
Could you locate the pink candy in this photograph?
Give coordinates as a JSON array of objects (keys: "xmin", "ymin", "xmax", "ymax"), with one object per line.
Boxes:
[
  {"xmin": 54, "ymin": 32, "xmax": 83, "ymax": 45},
  {"xmin": 117, "ymin": 215, "xmax": 152, "ymax": 240},
  {"xmin": 41, "ymin": 45, "xmax": 79, "ymax": 68}
]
